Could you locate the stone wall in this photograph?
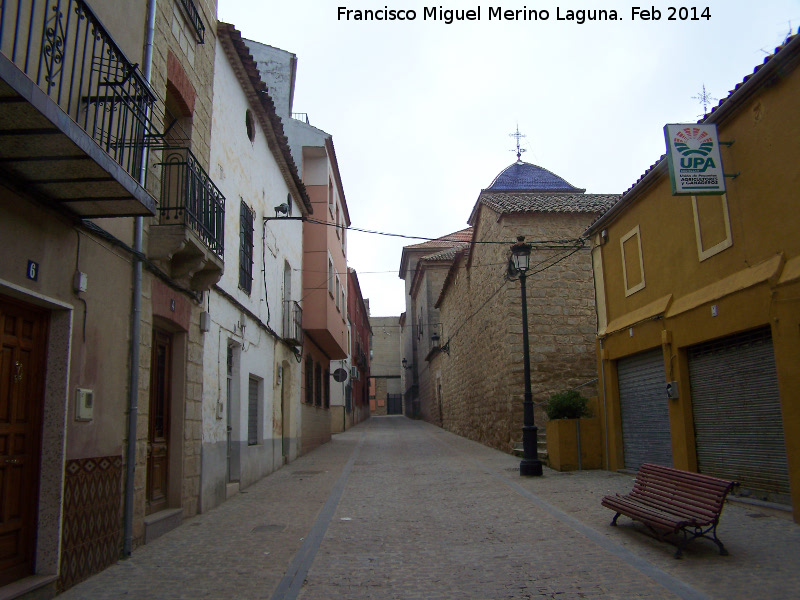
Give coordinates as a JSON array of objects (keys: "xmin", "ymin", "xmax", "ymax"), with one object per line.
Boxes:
[{"xmin": 436, "ymin": 208, "xmax": 600, "ymax": 453}]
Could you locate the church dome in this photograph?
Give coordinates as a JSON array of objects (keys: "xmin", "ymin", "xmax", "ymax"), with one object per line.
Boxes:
[{"xmin": 487, "ymin": 160, "xmax": 585, "ymax": 193}]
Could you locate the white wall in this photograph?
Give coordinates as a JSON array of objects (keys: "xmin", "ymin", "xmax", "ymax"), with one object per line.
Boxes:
[{"xmin": 201, "ymin": 39, "xmax": 304, "ymax": 511}]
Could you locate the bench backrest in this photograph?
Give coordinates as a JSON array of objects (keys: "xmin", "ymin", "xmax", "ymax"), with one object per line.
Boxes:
[{"xmin": 631, "ymin": 463, "xmax": 737, "ymax": 523}]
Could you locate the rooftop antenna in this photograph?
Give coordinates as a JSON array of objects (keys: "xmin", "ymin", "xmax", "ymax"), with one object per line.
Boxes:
[
  {"xmin": 692, "ymin": 84, "xmax": 718, "ymax": 118},
  {"xmin": 509, "ymin": 125, "xmax": 527, "ymax": 161}
]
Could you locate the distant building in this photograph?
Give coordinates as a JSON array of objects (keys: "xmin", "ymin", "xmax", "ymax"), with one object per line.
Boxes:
[
  {"xmin": 246, "ymin": 39, "xmax": 351, "ymax": 454},
  {"xmin": 369, "ymin": 316, "xmax": 404, "ymax": 415}
]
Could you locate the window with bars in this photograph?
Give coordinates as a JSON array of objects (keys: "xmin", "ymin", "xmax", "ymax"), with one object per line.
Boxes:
[
  {"xmin": 324, "ymin": 369, "xmax": 330, "ymax": 409},
  {"xmin": 239, "ymin": 201, "xmax": 254, "ymax": 294},
  {"xmin": 315, "ymin": 363, "xmax": 322, "ymax": 406},
  {"xmin": 248, "ymin": 376, "xmax": 259, "ymax": 445},
  {"xmin": 305, "ymin": 356, "xmax": 314, "ymax": 404}
]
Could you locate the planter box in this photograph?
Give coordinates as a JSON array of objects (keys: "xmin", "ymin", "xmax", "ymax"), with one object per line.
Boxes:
[{"xmin": 546, "ymin": 417, "xmax": 602, "ymax": 471}]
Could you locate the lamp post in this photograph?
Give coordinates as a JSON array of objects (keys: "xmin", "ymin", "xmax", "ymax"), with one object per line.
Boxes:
[{"xmin": 511, "ymin": 236, "xmax": 543, "ymax": 477}]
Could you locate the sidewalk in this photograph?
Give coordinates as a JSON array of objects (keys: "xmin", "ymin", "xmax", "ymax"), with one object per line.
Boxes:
[{"xmin": 59, "ymin": 417, "xmax": 800, "ymax": 599}]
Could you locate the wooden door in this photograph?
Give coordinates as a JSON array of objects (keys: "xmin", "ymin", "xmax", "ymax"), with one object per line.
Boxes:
[
  {"xmin": 146, "ymin": 329, "xmax": 171, "ymax": 515},
  {"xmin": 0, "ymin": 296, "xmax": 48, "ymax": 586}
]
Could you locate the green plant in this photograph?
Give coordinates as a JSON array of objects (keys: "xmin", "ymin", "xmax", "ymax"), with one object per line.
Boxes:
[{"xmin": 545, "ymin": 390, "xmax": 591, "ymax": 420}]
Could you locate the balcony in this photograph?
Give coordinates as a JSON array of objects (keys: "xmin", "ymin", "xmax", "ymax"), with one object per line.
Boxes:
[
  {"xmin": 283, "ymin": 300, "xmax": 303, "ymax": 347},
  {"xmin": 0, "ymin": 0, "xmax": 157, "ymax": 217},
  {"xmin": 148, "ymin": 148, "xmax": 224, "ymax": 291}
]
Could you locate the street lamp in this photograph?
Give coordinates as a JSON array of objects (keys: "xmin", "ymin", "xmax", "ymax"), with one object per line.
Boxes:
[{"xmin": 511, "ymin": 236, "xmax": 543, "ymax": 477}]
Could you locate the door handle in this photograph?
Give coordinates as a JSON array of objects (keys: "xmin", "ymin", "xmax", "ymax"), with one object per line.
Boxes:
[
  {"xmin": 13, "ymin": 361, "xmax": 22, "ymax": 383},
  {"xmin": 4, "ymin": 458, "xmax": 20, "ymax": 464}
]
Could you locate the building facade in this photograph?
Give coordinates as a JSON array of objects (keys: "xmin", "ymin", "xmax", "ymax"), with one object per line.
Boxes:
[
  {"xmin": 586, "ymin": 30, "xmax": 800, "ymax": 521},
  {"xmin": 369, "ymin": 316, "xmax": 404, "ymax": 416},
  {"xmin": 201, "ymin": 23, "xmax": 311, "ymax": 512},
  {"xmin": 0, "ymin": 0, "xmax": 222, "ymax": 592},
  {"xmin": 245, "ymin": 40, "xmax": 352, "ymax": 454},
  {"xmin": 399, "ymin": 229, "xmax": 473, "ymax": 419},
  {"xmin": 348, "ymin": 270, "xmax": 372, "ymax": 427},
  {"xmin": 414, "ymin": 161, "xmax": 616, "ymax": 455}
]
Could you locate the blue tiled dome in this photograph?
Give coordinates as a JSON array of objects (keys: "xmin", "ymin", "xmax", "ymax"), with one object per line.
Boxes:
[{"xmin": 487, "ymin": 161, "xmax": 584, "ymax": 193}]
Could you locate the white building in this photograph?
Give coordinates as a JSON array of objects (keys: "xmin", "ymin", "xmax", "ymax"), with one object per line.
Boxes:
[{"xmin": 200, "ymin": 23, "xmax": 312, "ymax": 511}]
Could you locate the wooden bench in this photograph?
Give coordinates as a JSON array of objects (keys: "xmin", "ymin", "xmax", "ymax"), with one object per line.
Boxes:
[{"xmin": 601, "ymin": 463, "xmax": 738, "ymax": 558}]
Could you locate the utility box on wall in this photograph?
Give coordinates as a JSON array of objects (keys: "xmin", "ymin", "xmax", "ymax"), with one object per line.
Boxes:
[{"xmin": 75, "ymin": 388, "xmax": 94, "ymax": 421}]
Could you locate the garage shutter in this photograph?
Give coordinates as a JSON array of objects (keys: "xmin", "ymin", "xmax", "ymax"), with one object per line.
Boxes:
[
  {"xmin": 617, "ymin": 348, "xmax": 673, "ymax": 470},
  {"xmin": 688, "ymin": 328, "xmax": 789, "ymax": 497}
]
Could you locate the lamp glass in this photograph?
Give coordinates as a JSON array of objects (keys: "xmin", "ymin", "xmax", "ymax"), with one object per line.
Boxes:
[{"xmin": 511, "ymin": 239, "xmax": 532, "ymax": 272}]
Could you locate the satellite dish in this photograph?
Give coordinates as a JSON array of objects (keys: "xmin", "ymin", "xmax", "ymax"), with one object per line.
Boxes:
[{"xmin": 333, "ymin": 368, "xmax": 348, "ymax": 382}]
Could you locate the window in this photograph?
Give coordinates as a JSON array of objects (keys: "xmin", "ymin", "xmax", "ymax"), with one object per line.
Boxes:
[
  {"xmin": 314, "ymin": 362, "xmax": 322, "ymax": 406},
  {"xmin": 335, "ymin": 275, "xmax": 341, "ymax": 310},
  {"xmin": 305, "ymin": 356, "xmax": 313, "ymax": 404},
  {"xmin": 245, "ymin": 109, "xmax": 255, "ymax": 142},
  {"xmin": 239, "ymin": 201, "xmax": 254, "ymax": 294},
  {"xmin": 328, "ymin": 177, "xmax": 334, "ymax": 215},
  {"xmin": 328, "ymin": 258, "xmax": 335, "ymax": 297},
  {"xmin": 324, "ymin": 369, "xmax": 330, "ymax": 409},
  {"xmin": 335, "ymin": 204, "xmax": 340, "ymax": 238},
  {"xmin": 247, "ymin": 376, "xmax": 259, "ymax": 445}
]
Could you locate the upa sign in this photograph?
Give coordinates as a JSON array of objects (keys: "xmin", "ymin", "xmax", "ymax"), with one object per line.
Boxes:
[{"xmin": 664, "ymin": 124, "xmax": 726, "ymax": 195}]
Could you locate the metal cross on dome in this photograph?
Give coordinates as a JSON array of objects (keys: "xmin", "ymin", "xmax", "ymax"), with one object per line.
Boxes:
[{"xmin": 509, "ymin": 125, "xmax": 527, "ymax": 161}]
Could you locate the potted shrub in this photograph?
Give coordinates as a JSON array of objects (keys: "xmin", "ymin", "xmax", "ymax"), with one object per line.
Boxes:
[{"xmin": 545, "ymin": 391, "xmax": 602, "ymax": 471}]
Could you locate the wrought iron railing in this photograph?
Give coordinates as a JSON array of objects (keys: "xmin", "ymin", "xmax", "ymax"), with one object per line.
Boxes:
[
  {"xmin": 283, "ymin": 300, "xmax": 303, "ymax": 346},
  {"xmin": 0, "ymin": 0, "xmax": 157, "ymax": 180},
  {"xmin": 291, "ymin": 112, "xmax": 309, "ymax": 124},
  {"xmin": 157, "ymin": 148, "xmax": 225, "ymax": 258},
  {"xmin": 177, "ymin": 0, "xmax": 205, "ymax": 44}
]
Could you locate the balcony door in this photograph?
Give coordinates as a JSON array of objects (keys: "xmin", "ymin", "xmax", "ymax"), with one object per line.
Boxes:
[{"xmin": 0, "ymin": 296, "xmax": 48, "ymax": 586}]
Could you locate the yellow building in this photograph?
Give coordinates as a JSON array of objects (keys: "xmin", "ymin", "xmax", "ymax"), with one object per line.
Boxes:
[{"xmin": 586, "ymin": 30, "xmax": 800, "ymax": 521}]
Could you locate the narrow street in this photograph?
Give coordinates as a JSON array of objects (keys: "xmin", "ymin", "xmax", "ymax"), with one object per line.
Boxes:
[{"xmin": 60, "ymin": 417, "xmax": 800, "ymax": 600}]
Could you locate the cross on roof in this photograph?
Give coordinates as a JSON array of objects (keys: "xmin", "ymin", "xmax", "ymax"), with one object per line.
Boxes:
[{"xmin": 509, "ymin": 125, "xmax": 527, "ymax": 161}]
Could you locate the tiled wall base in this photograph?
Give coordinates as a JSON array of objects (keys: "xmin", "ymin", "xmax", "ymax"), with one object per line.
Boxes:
[{"xmin": 57, "ymin": 457, "xmax": 122, "ymax": 592}]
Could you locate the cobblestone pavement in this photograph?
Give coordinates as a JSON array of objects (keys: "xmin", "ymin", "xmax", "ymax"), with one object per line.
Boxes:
[{"xmin": 60, "ymin": 417, "xmax": 800, "ymax": 600}]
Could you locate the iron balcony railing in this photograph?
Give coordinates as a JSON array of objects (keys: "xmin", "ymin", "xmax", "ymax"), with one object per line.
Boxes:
[
  {"xmin": 177, "ymin": 0, "xmax": 205, "ymax": 44},
  {"xmin": 0, "ymin": 0, "xmax": 157, "ymax": 180},
  {"xmin": 157, "ymin": 148, "xmax": 225, "ymax": 258},
  {"xmin": 283, "ymin": 300, "xmax": 303, "ymax": 346},
  {"xmin": 291, "ymin": 112, "xmax": 309, "ymax": 124}
]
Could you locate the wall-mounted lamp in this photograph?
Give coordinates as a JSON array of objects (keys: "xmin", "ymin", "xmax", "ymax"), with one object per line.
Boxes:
[
  {"xmin": 402, "ymin": 358, "xmax": 412, "ymax": 370},
  {"xmin": 274, "ymin": 203, "xmax": 289, "ymax": 217},
  {"xmin": 431, "ymin": 332, "xmax": 440, "ymax": 345}
]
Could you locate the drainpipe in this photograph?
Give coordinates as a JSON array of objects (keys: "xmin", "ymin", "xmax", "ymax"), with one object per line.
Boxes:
[
  {"xmin": 124, "ymin": 0, "xmax": 157, "ymax": 557},
  {"xmin": 599, "ymin": 337, "xmax": 609, "ymax": 471}
]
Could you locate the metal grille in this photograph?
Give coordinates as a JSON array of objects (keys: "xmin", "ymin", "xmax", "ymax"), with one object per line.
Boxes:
[
  {"xmin": 247, "ymin": 377, "xmax": 258, "ymax": 446},
  {"xmin": 158, "ymin": 148, "xmax": 225, "ymax": 257},
  {"xmin": 617, "ymin": 348, "xmax": 673, "ymax": 470},
  {"xmin": 305, "ymin": 356, "xmax": 313, "ymax": 405},
  {"xmin": 0, "ymin": 0, "xmax": 157, "ymax": 179},
  {"xmin": 688, "ymin": 327, "xmax": 789, "ymax": 497},
  {"xmin": 239, "ymin": 201, "xmax": 254, "ymax": 293}
]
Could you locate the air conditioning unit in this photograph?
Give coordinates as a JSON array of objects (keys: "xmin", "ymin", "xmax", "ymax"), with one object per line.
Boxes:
[{"xmin": 350, "ymin": 366, "xmax": 359, "ymax": 380}]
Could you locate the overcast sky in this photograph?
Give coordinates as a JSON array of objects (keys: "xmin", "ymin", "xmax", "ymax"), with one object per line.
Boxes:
[{"xmin": 217, "ymin": 1, "xmax": 799, "ymax": 317}]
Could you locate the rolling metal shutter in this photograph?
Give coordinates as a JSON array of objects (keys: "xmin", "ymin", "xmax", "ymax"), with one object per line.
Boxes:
[
  {"xmin": 688, "ymin": 328, "xmax": 789, "ymax": 496},
  {"xmin": 617, "ymin": 348, "xmax": 673, "ymax": 470}
]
